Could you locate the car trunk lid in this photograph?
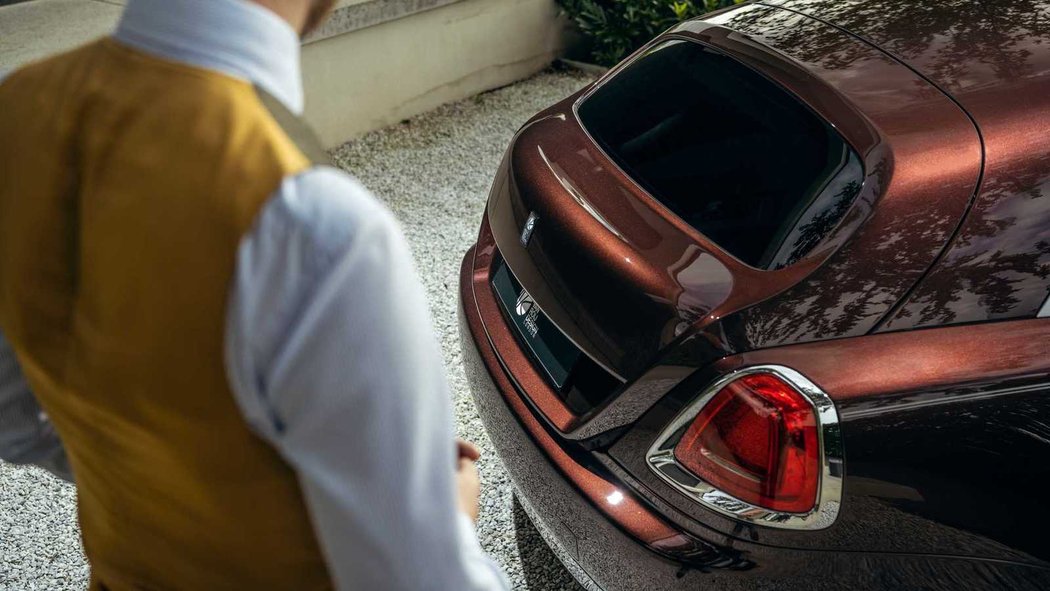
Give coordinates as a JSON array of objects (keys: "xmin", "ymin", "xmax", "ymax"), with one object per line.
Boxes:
[{"xmin": 484, "ymin": 7, "xmax": 982, "ymax": 436}]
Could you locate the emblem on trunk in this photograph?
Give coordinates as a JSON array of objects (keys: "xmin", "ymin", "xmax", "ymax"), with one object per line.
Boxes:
[
  {"xmin": 515, "ymin": 291, "xmax": 535, "ymax": 317},
  {"xmin": 520, "ymin": 212, "xmax": 538, "ymax": 247},
  {"xmin": 515, "ymin": 290, "xmax": 540, "ymax": 338}
]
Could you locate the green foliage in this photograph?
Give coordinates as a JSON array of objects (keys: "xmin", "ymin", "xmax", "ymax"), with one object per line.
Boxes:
[{"xmin": 559, "ymin": 0, "xmax": 745, "ymax": 66}]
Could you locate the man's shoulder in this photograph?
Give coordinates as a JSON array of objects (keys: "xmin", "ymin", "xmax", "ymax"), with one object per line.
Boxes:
[
  {"xmin": 0, "ymin": 41, "xmax": 106, "ymax": 93},
  {"xmin": 265, "ymin": 165, "xmax": 400, "ymax": 260}
]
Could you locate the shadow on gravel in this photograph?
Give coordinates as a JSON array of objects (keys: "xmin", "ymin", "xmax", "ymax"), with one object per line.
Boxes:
[{"xmin": 512, "ymin": 496, "xmax": 587, "ymax": 591}]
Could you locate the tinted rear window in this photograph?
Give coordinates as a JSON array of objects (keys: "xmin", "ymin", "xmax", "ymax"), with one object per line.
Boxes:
[{"xmin": 577, "ymin": 40, "xmax": 863, "ymax": 269}]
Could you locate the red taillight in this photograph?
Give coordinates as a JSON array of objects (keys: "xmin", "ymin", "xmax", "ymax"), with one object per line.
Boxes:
[{"xmin": 672, "ymin": 373, "xmax": 820, "ymax": 513}]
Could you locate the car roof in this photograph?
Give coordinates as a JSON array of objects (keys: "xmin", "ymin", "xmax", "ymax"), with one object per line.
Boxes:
[
  {"xmin": 764, "ymin": 0, "xmax": 1050, "ymax": 135},
  {"xmin": 763, "ymin": 0, "xmax": 1050, "ymax": 328}
]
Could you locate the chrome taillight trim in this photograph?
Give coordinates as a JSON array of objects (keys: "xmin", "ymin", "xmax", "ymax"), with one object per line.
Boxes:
[{"xmin": 645, "ymin": 365, "xmax": 844, "ymax": 531}]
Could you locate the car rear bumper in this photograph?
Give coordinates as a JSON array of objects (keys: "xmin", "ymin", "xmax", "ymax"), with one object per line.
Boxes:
[
  {"xmin": 458, "ymin": 241, "xmax": 1050, "ymax": 591},
  {"xmin": 458, "ymin": 246, "xmax": 722, "ymax": 591}
]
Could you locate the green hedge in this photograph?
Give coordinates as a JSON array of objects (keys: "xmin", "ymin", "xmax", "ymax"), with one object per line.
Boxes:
[{"xmin": 559, "ymin": 0, "xmax": 745, "ymax": 66}]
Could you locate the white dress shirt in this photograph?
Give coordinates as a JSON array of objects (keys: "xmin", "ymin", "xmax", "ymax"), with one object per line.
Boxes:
[{"xmin": 0, "ymin": 0, "xmax": 509, "ymax": 589}]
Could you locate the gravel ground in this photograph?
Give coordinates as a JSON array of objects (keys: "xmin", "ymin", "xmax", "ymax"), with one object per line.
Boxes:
[{"xmin": 0, "ymin": 67, "xmax": 595, "ymax": 591}]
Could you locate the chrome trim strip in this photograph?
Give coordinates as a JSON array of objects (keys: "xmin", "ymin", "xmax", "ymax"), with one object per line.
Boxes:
[
  {"xmin": 570, "ymin": 39, "xmax": 679, "ymax": 206},
  {"xmin": 645, "ymin": 365, "xmax": 843, "ymax": 531},
  {"xmin": 1039, "ymin": 291, "xmax": 1050, "ymax": 318},
  {"xmin": 536, "ymin": 144, "xmax": 625, "ymax": 241}
]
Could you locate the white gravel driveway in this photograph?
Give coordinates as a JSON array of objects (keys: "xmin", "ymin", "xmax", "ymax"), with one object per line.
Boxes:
[{"xmin": 0, "ymin": 67, "xmax": 594, "ymax": 591}]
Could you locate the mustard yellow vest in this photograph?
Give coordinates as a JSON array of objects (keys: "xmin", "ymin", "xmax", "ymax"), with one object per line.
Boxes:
[{"xmin": 0, "ymin": 40, "xmax": 333, "ymax": 590}]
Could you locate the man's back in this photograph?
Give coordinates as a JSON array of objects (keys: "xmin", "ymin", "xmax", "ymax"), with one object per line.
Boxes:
[
  {"xmin": 0, "ymin": 0, "xmax": 511, "ymax": 588},
  {"xmin": 0, "ymin": 39, "xmax": 332, "ymax": 589}
]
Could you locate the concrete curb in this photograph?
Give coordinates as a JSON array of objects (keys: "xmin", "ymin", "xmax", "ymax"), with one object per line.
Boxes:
[
  {"xmin": 305, "ymin": 0, "xmax": 462, "ymax": 44},
  {"xmin": 0, "ymin": 0, "xmax": 569, "ymax": 148},
  {"xmin": 557, "ymin": 58, "xmax": 609, "ymax": 76}
]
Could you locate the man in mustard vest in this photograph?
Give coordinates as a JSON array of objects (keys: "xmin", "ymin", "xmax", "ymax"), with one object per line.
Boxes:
[{"xmin": 0, "ymin": 0, "xmax": 510, "ymax": 588}]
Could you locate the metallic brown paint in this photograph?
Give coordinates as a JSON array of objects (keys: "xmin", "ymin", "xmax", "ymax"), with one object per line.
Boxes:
[
  {"xmin": 459, "ymin": 1, "xmax": 1050, "ymax": 587},
  {"xmin": 761, "ymin": 0, "xmax": 1050, "ymax": 329},
  {"xmin": 721, "ymin": 319, "xmax": 1050, "ymax": 403},
  {"xmin": 695, "ymin": 5, "xmax": 983, "ymax": 350},
  {"xmin": 460, "ymin": 238, "xmax": 710, "ymax": 555},
  {"xmin": 472, "ymin": 213, "xmax": 579, "ymax": 431},
  {"xmin": 609, "ymin": 318, "xmax": 1050, "ymax": 559},
  {"xmin": 487, "ymin": 4, "xmax": 981, "ymax": 434},
  {"xmin": 461, "ymin": 248, "xmax": 1050, "ymax": 588}
]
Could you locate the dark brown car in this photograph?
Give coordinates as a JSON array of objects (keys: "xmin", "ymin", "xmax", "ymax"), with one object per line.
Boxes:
[{"xmin": 458, "ymin": 1, "xmax": 1050, "ymax": 589}]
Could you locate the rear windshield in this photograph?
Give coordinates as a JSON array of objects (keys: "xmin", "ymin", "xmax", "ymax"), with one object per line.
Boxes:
[{"xmin": 577, "ymin": 40, "xmax": 863, "ymax": 269}]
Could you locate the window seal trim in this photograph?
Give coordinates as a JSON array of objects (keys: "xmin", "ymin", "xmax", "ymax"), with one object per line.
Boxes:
[{"xmin": 571, "ymin": 35, "xmax": 864, "ymax": 272}]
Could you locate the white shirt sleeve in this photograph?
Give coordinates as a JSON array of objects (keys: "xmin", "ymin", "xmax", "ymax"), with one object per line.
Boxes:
[{"xmin": 225, "ymin": 166, "xmax": 509, "ymax": 591}]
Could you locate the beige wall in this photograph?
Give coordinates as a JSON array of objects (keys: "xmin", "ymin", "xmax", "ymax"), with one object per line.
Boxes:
[
  {"xmin": 0, "ymin": 0, "xmax": 568, "ymax": 147},
  {"xmin": 303, "ymin": 0, "xmax": 567, "ymax": 146}
]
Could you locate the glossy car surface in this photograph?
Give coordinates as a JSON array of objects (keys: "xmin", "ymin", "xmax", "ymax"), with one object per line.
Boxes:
[{"xmin": 459, "ymin": 1, "xmax": 1050, "ymax": 589}]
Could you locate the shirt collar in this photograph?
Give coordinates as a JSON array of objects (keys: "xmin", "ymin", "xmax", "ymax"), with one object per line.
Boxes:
[{"xmin": 115, "ymin": 0, "xmax": 304, "ymax": 115}]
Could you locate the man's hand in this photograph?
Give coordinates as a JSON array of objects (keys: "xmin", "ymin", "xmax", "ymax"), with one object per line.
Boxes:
[
  {"xmin": 457, "ymin": 438, "xmax": 481, "ymax": 462},
  {"xmin": 456, "ymin": 439, "xmax": 482, "ymax": 522}
]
